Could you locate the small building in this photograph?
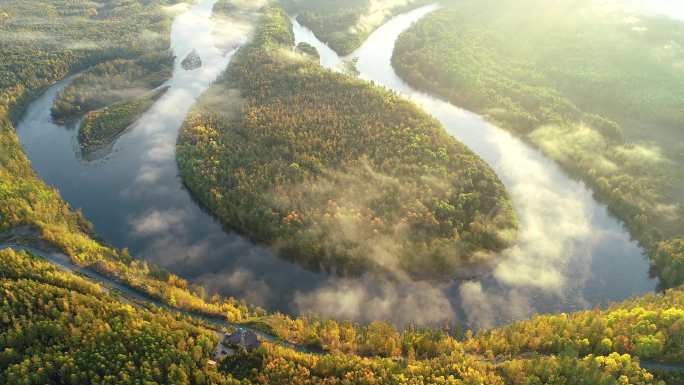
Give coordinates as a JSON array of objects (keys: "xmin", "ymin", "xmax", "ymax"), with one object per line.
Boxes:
[
  {"xmin": 213, "ymin": 340, "xmax": 233, "ymax": 362},
  {"xmin": 223, "ymin": 330, "xmax": 261, "ymax": 351}
]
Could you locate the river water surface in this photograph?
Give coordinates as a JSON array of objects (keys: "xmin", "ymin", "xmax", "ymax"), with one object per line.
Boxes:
[
  {"xmin": 16, "ymin": 0, "xmax": 659, "ymax": 328},
  {"xmin": 18, "ymin": 0, "xmax": 327, "ymax": 310},
  {"xmin": 293, "ymin": 6, "xmax": 658, "ymax": 327}
]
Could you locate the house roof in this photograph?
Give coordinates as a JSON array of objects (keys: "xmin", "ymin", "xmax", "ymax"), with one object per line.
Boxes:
[{"xmin": 224, "ymin": 330, "xmax": 261, "ymax": 349}]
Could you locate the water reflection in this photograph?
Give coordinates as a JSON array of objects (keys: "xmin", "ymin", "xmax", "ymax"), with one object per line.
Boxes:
[
  {"xmin": 17, "ymin": 0, "xmax": 325, "ymax": 310},
  {"xmin": 293, "ymin": 4, "xmax": 657, "ymax": 327},
  {"xmin": 291, "ymin": 17, "xmax": 342, "ymax": 70},
  {"xmin": 16, "ymin": 0, "xmax": 658, "ymax": 328}
]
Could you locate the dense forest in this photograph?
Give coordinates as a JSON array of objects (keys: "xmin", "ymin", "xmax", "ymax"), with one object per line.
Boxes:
[
  {"xmin": 0, "ymin": 0, "xmax": 174, "ymax": 251},
  {"xmin": 0, "ymin": 248, "xmax": 231, "ymax": 385},
  {"xmin": 282, "ymin": 0, "xmax": 431, "ymax": 55},
  {"xmin": 392, "ymin": 0, "xmax": 684, "ymax": 287},
  {"xmin": 177, "ymin": 6, "xmax": 517, "ymax": 279},
  {"xmin": 0, "ymin": 0, "xmax": 265, "ymax": 351},
  {"xmin": 1, "ymin": 0, "xmax": 684, "ymax": 383},
  {"xmin": 3, "ymin": 246, "xmax": 683, "ymax": 384},
  {"xmin": 78, "ymin": 86, "xmax": 168, "ymax": 154}
]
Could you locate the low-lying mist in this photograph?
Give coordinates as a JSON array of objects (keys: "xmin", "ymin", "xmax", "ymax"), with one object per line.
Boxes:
[
  {"xmin": 14, "ymin": 0, "xmax": 670, "ymax": 334},
  {"xmin": 288, "ymin": 1, "xmax": 658, "ymax": 329}
]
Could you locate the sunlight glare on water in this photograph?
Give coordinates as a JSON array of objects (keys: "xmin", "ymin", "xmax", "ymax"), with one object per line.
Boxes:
[{"xmin": 293, "ymin": 4, "xmax": 657, "ymax": 328}]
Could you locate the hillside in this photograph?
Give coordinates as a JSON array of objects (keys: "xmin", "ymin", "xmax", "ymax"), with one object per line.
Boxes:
[
  {"xmin": 0, "ymin": 0, "xmax": 266, "ymax": 349},
  {"xmin": 3, "ymin": 247, "xmax": 680, "ymax": 384}
]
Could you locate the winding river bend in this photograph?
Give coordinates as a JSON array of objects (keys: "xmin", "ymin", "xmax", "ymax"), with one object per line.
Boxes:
[
  {"xmin": 17, "ymin": 0, "xmax": 328, "ymax": 311},
  {"xmin": 16, "ymin": 0, "xmax": 658, "ymax": 328},
  {"xmin": 293, "ymin": 5, "xmax": 658, "ymax": 326}
]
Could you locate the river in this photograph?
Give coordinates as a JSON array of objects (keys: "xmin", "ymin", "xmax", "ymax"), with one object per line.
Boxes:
[
  {"xmin": 292, "ymin": 5, "xmax": 657, "ymax": 327},
  {"xmin": 16, "ymin": 0, "xmax": 657, "ymax": 328},
  {"xmin": 16, "ymin": 0, "xmax": 328, "ymax": 313}
]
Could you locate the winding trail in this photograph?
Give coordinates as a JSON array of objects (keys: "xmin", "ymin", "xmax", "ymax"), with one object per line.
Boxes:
[
  {"xmin": 3, "ymin": 0, "xmax": 683, "ymax": 373},
  {"xmin": 639, "ymin": 361, "xmax": 684, "ymax": 374},
  {"xmin": 2, "ymin": 241, "xmax": 681, "ymax": 371},
  {"xmin": 0, "ymin": 242, "xmax": 313, "ymax": 353}
]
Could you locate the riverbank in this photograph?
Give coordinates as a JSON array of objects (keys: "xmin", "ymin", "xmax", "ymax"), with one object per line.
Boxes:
[
  {"xmin": 391, "ymin": 1, "xmax": 684, "ymax": 287},
  {"xmin": 293, "ymin": 3, "xmax": 657, "ymax": 329},
  {"xmin": 3, "ymin": 241, "xmax": 683, "ymax": 383},
  {"xmin": 1, "ymin": 1, "xmax": 684, "ymax": 382},
  {"xmin": 0, "ymin": 242, "xmax": 312, "ymax": 353}
]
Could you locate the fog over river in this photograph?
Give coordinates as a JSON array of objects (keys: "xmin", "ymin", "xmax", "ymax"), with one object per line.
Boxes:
[{"xmin": 17, "ymin": 0, "xmax": 659, "ymax": 328}]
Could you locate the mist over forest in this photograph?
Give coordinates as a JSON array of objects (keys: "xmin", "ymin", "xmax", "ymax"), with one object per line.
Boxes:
[{"xmin": 0, "ymin": 0, "xmax": 683, "ymax": 384}]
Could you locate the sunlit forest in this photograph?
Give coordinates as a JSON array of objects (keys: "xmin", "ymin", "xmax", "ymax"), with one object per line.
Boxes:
[
  {"xmin": 177, "ymin": 6, "xmax": 516, "ymax": 279},
  {"xmin": 393, "ymin": 0, "xmax": 684, "ymax": 288},
  {"xmin": 4, "ymin": 237, "xmax": 684, "ymax": 383},
  {"xmin": 1, "ymin": 0, "xmax": 683, "ymax": 383}
]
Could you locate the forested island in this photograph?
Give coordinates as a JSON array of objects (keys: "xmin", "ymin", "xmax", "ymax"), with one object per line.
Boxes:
[
  {"xmin": 283, "ymin": 0, "xmax": 432, "ymax": 55},
  {"xmin": 78, "ymin": 86, "xmax": 168, "ymax": 154},
  {"xmin": 47, "ymin": 45, "xmax": 174, "ymax": 156},
  {"xmin": 392, "ymin": 0, "xmax": 684, "ymax": 288},
  {"xmin": 177, "ymin": 6, "xmax": 517, "ymax": 279}
]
